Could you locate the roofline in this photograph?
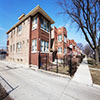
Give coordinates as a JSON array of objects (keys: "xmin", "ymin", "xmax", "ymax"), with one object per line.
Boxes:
[{"xmin": 6, "ymin": 5, "xmax": 55, "ymax": 34}]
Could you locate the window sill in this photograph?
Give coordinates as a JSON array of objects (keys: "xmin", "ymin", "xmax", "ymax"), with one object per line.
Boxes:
[
  {"xmin": 31, "ymin": 51, "xmax": 38, "ymax": 53},
  {"xmin": 57, "ymin": 53, "xmax": 62, "ymax": 54},
  {"xmin": 40, "ymin": 28, "xmax": 50, "ymax": 34},
  {"xmin": 32, "ymin": 27, "xmax": 37, "ymax": 31},
  {"xmin": 40, "ymin": 51, "xmax": 49, "ymax": 53}
]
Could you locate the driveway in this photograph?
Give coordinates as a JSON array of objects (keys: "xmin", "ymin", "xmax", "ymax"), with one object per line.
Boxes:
[{"xmin": 0, "ymin": 61, "xmax": 100, "ymax": 100}]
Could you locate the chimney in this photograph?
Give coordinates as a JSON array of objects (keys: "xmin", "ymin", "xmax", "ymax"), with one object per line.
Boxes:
[{"xmin": 18, "ymin": 14, "xmax": 25, "ymax": 20}]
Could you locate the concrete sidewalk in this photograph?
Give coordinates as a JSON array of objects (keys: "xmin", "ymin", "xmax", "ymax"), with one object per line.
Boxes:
[{"xmin": 72, "ymin": 57, "xmax": 93, "ymax": 86}]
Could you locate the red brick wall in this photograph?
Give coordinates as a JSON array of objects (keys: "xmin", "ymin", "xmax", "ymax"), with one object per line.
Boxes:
[
  {"xmin": 30, "ymin": 14, "xmax": 50, "ymax": 66},
  {"xmin": 31, "ymin": 53, "xmax": 39, "ymax": 65}
]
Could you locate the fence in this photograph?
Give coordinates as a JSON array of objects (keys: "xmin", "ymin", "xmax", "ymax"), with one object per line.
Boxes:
[
  {"xmin": 39, "ymin": 55, "xmax": 69, "ymax": 75},
  {"xmin": 39, "ymin": 54, "xmax": 85, "ymax": 76}
]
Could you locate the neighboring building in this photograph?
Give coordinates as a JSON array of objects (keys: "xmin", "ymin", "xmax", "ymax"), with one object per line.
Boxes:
[
  {"xmin": 50, "ymin": 26, "xmax": 67, "ymax": 62},
  {"xmin": 6, "ymin": 5, "xmax": 54, "ymax": 66},
  {"xmin": 67, "ymin": 39, "xmax": 82, "ymax": 56}
]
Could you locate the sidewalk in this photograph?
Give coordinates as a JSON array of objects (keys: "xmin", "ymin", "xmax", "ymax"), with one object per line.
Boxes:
[{"xmin": 72, "ymin": 57, "xmax": 93, "ymax": 86}]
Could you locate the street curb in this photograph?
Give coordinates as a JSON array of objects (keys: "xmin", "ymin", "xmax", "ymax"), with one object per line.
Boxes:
[
  {"xmin": 93, "ymin": 84, "xmax": 100, "ymax": 89},
  {"xmin": 37, "ymin": 69, "xmax": 71, "ymax": 79}
]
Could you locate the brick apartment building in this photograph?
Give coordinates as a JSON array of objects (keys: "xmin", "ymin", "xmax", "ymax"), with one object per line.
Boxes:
[
  {"xmin": 50, "ymin": 26, "xmax": 67, "ymax": 62},
  {"xmin": 67, "ymin": 39, "xmax": 82, "ymax": 56},
  {"xmin": 6, "ymin": 5, "xmax": 82, "ymax": 67}
]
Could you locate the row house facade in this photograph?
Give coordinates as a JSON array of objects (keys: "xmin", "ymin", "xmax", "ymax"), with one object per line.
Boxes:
[
  {"xmin": 67, "ymin": 39, "xmax": 82, "ymax": 56},
  {"xmin": 50, "ymin": 26, "xmax": 67, "ymax": 62},
  {"xmin": 6, "ymin": 5, "xmax": 82, "ymax": 66}
]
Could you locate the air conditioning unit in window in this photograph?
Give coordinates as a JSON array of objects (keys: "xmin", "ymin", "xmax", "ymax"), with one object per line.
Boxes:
[{"xmin": 32, "ymin": 24, "xmax": 37, "ymax": 30}]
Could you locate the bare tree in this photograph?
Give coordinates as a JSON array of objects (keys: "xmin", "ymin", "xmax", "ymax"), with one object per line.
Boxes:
[
  {"xmin": 77, "ymin": 43, "xmax": 84, "ymax": 51},
  {"xmin": 57, "ymin": 0, "xmax": 100, "ymax": 65},
  {"xmin": 83, "ymin": 44, "xmax": 93, "ymax": 57}
]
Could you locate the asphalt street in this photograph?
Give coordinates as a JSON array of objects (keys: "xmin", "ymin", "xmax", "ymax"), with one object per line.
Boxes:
[{"xmin": 0, "ymin": 61, "xmax": 100, "ymax": 100}]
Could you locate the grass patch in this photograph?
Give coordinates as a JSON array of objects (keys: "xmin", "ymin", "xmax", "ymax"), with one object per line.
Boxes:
[
  {"xmin": 90, "ymin": 69, "xmax": 100, "ymax": 85},
  {"xmin": 49, "ymin": 65, "xmax": 69, "ymax": 75},
  {"xmin": 87, "ymin": 57, "xmax": 100, "ymax": 69},
  {"xmin": 41, "ymin": 64, "xmax": 69, "ymax": 75}
]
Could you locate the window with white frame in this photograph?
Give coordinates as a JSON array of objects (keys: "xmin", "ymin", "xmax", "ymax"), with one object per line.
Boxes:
[
  {"xmin": 32, "ymin": 39, "xmax": 37, "ymax": 52},
  {"xmin": 58, "ymin": 35, "xmax": 62, "ymax": 42},
  {"xmin": 58, "ymin": 47, "xmax": 62, "ymax": 53},
  {"xmin": 18, "ymin": 24, "xmax": 22, "ymax": 35},
  {"xmin": 32, "ymin": 16, "xmax": 37, "ymax": 30},
  {"xmin": 64, "ymin": 36, "xmax": 66, "ymax": 43},
  {"xmin": 41, "ymin": 40, "xmax": 49, "ymax": 52},
  {"xmin": 16, "ymin": 42, "xmax": 21, "ymax": 52},
  {"xmin": 40, "ymin": 17, "xmax": 50, "ymax": 32}
]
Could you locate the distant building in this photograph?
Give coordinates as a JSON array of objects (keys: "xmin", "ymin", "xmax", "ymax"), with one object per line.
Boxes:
[{"xmin": 67, "ymin": 39, "xmax": 82, "ymax": 56}]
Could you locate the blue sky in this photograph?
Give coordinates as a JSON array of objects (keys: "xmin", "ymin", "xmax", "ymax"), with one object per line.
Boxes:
[{"xmin": 0, "ymin": 0, "xmax": 87, "ymax": 49}]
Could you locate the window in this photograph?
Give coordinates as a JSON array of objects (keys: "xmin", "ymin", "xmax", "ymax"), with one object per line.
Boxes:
[
  {"xmin": 44, "ymin": 20, "xmax": 46, "ymax": 30},
  {"xmin": 46, "ymin": 42, "xmax": 49, "ymax": 51},
  {"xmin": 47, "ymin": 22, "xmax": 49, "ymax": 32},
  {"xmin": 40, "ymin": 17, "xmax": 44, "ymax": 29},
  {"xmin": 32, "ymin": 16, "xmax": 37, "ymax": 30},
  {"xmin": 16, "ymin": 42, "xmax": 21, "ymax": 52},
  {"xmin": 41, "ymin": 40, "xmax": 44, "ymax": 51},
  {"xmin": 11, "ymin": 31, "xmax": 13, "ymax": 38},
  {"xmin": 13, "ymin": 29, "xmax": 15, "ymax": 35},
  {"xmin": 64, "ymin": 48, "xmax": 66, "ymax": 54},
  {"xmin": 18, "ymin": 24, "xmax": 22, "ymax": 35},
  {"xmin": 13, "ymin": 44, "xmax": 15, "ymax": 51},
  {"xmin": 69, "ymin": 44, "xmax": 73, "ymax": 48},
  {"xmin": 64, "ymin": 36, "xmax": 66, "ymax": 43},
  {"xmin": 58, "ymin": 35, "xmax": 62, "ymax": 42},
  {"xmin": 58, "ymin": 47, "xmax": 62, "ymax": 53},
  {"xmin": 32, "ymin": 39, "xmax": 37, "ymax": 52},
  {"xmin": 10, "ymin": 45, "xmax": 12, "ymax": 52},
  {"xmin": 41, "ymin": 40, "xmax": 49, "ymax": 52},
  {"xmin": 40, "ymin": 17, "xmax": 50, "ymax": 32}
]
